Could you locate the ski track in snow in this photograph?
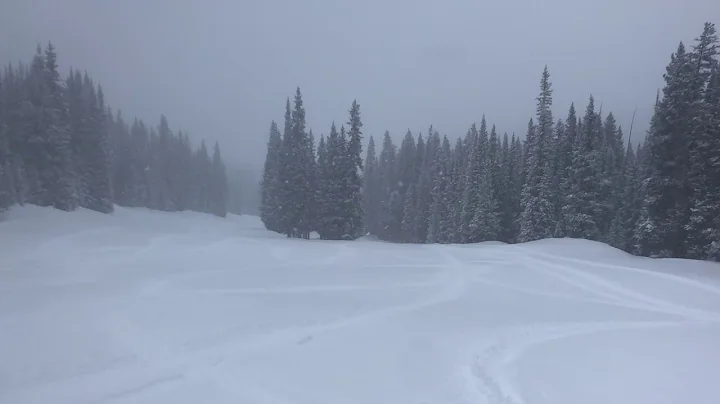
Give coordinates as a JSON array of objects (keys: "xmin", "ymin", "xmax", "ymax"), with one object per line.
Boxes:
[
  {"xmin": 67, "ymin": 245, "xmax": 471, "ymax": 404},
  {"xmin": 2, "ymin": 208, "xmax": 719, "ymax": 404},
  {"xmin": 458, "ymin": 247, "xmax": 720, "ymax": 404}
]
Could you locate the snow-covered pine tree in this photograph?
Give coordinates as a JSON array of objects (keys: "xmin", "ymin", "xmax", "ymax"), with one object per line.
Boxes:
[
  {"xmin": 363, "ymin": 135, "xmax": 380, "ymax": 235},
  {"xmin": 108, "ymin": 110, "xmax": 132, "ymax": 206},
  {"xmin": 563, "ymin": 96, "xmax": 602, "ymax": 240},
  {"xmin": 415, "ymin": 133, "xmax": 425, "ymax": 185},
  {"xmin": 315, "ymin": 134, "xmax": 328, "ymax": 237},
  {"xmin": 276, "ymin": 98, "xmax": 294, "ymax": 236},
  {"xmin": 635, "ymin": 42, "xmax": 696, "ymax": 257},
  {"xmin": 488, "ymin": 125, "xmax": 504, "ymax": 227},
  {"xmin": 28, "ymin": 43, "xmax": 77, "ymax": 211},
  {"xmin": 519, "ymin": 67, "xmax": 555, "ymax": 242},
  {"xmin": 397, "ymin": 130, "xmax": 417, "ymax": 196},
  {"xmin": 317, "ymin": 123, "xmax": 343, "ymax": 240},
  {"xmin": 608, "ymin": 145, "xmax": 637, "ymax": 251},
  {"xmin": 428, "ymin": 135, "xmax": 452, "ymax": 243},
  {"xmin": 0, "ymin": 65, "xmax": 28, "ymax": 205},
  {"xmin": 543, "ymin": 119, "xmax": 563, "ymax": 233},
  {"xmin": 81, "ymin": 82, "xmax": 112, "ymax": 213},
  {"xmin": 497, "ymin": 133, "xmax": 512, "ymax": 242},
  {"xmin": 686, "ymin": 23, "xmax": 720, "ymax": 260},
  {"xmin": 415, "ymin": 127, "xmax": 439, "ymax": 243},
  {"xmin": 469, "ymin": 145, "xmax": 501, "ymax": 242},
  {"xmin": 502, "ymin": 134, "xmax": 523, "ymax": 242},
  {"xmin": 194, "ymin": 140, "xmax": 212, "ymax": 213},
  {"xmin": 447, "ymin": 138, "xmax": 465, "ymax": 243},
  {"xmin": 127, "ymin": 118, "xmax": 150, "ymax": 207},
  {"xmin": 377, "ymin": 131, "xmax": 399, "ymax": 241},
  {"xmin": 595, "ymin": 112, "xmax": 623, "ymax": 240},
  {"xmin": 291, "ymin": 88, "xmax": 315, "ymax": 238},
  {"xmin": 304, "ymin": 129, "xmax": 318, "ymax": 235},
  {"xmin": 459, "ymin": 122, "xmax": 481, "ymax": 243},
  {"xmin": 0, "ymin": 77, "xmax": 10, "ymax": 213},
  {"xmin": 261, "ymin": 121, "xmax": 283, "ymax": 231},
  {"xmin": 518, "ymin": 119, "xmax": 537, "ymax": 242},
  {"xmin": 554, "ymin": 104, "xmax": 578, "ymax": 237},
  {"xmin": 343, "ymin": 100, "xmax": 364, "ymax": 240},
  {"xmin": 393, "ymin": 130, "xmax": 417, "ymax": 241},
  {"xmin": 209, "ymin": 141, "xmax": 228, "ymax": 217},
  {"xmin": 401, "ymin": 183, "xmax": 419, "ymax": 243}
]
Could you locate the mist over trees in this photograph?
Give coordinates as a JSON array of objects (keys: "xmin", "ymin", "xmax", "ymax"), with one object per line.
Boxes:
[
  {"xmin": 260, "ymin": 22, "xmax": 720, "ymax": 262},
  {"xmin": 0, "ymin": 44, "xmax": 229, "ymax": 218}
]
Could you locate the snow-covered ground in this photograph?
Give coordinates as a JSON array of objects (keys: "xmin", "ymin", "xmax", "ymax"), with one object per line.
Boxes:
[{"xmin": 1, "ymin": 206, "xmax": 719, "ymax": 404}]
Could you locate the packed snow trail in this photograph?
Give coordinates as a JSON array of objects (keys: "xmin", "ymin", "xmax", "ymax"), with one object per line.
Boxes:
[{"xmin": 0, "ymin": 206, "xmax": 719, "ymax": 404}]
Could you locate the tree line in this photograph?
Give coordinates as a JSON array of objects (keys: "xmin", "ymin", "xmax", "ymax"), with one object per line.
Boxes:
[
  {"xmin": 260, "ymin": 22, "xmax": 720, "ymax": 262},
  {"xmin": 0, "ymin": 44, "xmax": 229, "ymax": 218}
]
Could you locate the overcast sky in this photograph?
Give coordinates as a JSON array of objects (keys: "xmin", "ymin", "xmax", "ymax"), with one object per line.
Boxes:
[{"xmin": 1, "ymin": 0, "xmax": 717, "ymax": 171}]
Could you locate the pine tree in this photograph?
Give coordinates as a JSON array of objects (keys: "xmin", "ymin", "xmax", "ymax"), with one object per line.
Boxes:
[
  {"xmin": 276, "ymin": 98, "xmax": 294, "ymax": 235},
  {"xmin": 128, "ymin": 118, "xmax": 150, "ymax": 207},
  {"xmin": 195, "ymin": 140, "xmax": 211, "ymax": 213},
  {"xmin": 392, "ymin": 130, "xmax": 417, "ymax": 241},
  {"xmin": 544, "ymin": 119, "xmax": 564, "ymax": 232},
  {"xmin": 488, "ymin": 125, "xmax": 504, "ymax": 226},
  {"xmin": 210, "ymin": 142, "xmax": 228, "ymax": 217},
  {"xmin": 636, "ymin": 42, "xmax": 696, "ymax": 257},
  {"xmin": 260, "ymin": 121, "xmax": 283, "ymax": 232},
  {"xmin": 594, "ymin": 112, "xmax": 623, "ymax": 240},
  {"xmin": 554, "ymin": 104, "xmax": 578, "ymax": 237},
  {"xmin": 343, "ymin": 100, "xmax": 364, "ymax": 240},
  {"xmin": 290, "ymin": 88, "xmax": 315, "ymax": 238},
  {"xmin": 609, "ymin": 145, "xmax": 638, "ymax": 251},
  {"xmin": 1, "ymin": 65, "xmax": 28, "ymax": 205},
  {"xmin": 82, "ymin": 83, "xmax": 113, "ymax": 213},
  {"xmin": 428, "ymin": 135, "xmax": 452, "ymax": 243},
  {"xmin": 378, "ymin": 131, "xmax": 398, "ymax": 241},
  {"xmin": 497, "ymin": 133, "xmax": 512, "ymax": 242},
  {"xmin": 563, "ymin": 96, "xmax": 603, "ymax": 240},
  {"xmin": 363, "ymin": 135, "xmax": 380, "ymax": 235},
  {"xmin": 305, "ymin": 128, "xmax": 318, "ymax": 234},
  {"xmin": 402, "ymin": 183, "xmax": 419, "ymax": 242},
  {"xmin": 687, "ymin": 23, "xmax": 720, "ymax": 260},
  {"xmin": 26, "ymin": 44, "xmax": 77, "ymax": 210},
  {"xmin": 509, "ymin": 135, "xmax": 524, "ymax": 242},
  {"xmin": 0, "ymin": 77, "xmax": 11, "ymax": 213},
  {"xmin": 315, "ymin": 134, "xmax": 328, "ymax": 236},
  {"xmin": 415, "ymin": 127, "xmax": 439, "ymax": 243},
  {"xmin": 519, "ymin": 67, "xmax": 555, "ymax": 242},
  {"xmin": 317, "ymin": 122, "xmax": 346, "ymax": 240},
  {"xmin": 518, "ymin": 119, "xmax": 538, "ymax": 242},
  {"xmin": 459, "ymin": 122, "xmax": 482, "ymax": 243},
  {"xmin": 470, "ymin": 154, "xmax": 501, "ymax": 242},
  {"xmin": 446, "ymin": 138, "xmax": 465, "ymax": 243}
]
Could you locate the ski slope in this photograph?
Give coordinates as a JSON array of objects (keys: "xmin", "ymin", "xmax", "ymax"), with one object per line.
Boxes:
[{"xmin": 1, "ymin": 206, "xmax": 719, "ymax": 404}]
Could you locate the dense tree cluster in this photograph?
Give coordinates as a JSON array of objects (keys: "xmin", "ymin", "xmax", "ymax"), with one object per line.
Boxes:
[
  {"xmin": 0, "ymin": 44, "xmax": 229, "ymax": 217},
  {"xmin": 261, "ymin": 89, "xmax": 364, "ymax": 239},
  {"xmin": 262, "ymin": 22, "xmax": 720, "ymax": 262}
]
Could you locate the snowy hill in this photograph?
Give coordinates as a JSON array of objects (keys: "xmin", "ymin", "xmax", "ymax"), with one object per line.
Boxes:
[{"xmin": 1, "ymin": 206, "xmax": 719, "ymax": 404}]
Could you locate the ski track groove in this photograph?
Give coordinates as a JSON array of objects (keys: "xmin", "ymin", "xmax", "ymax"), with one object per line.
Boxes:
[
  {"xmin": 523, "ymin": 248, "xmax": 720, "ymax": 298},
  {"xmin": 461, "ymin": 247, "xmax": 720, "ymax": 404},
  {"xmin": 38, "ymin": 244, "xmax": 470, "ymax": 404}
]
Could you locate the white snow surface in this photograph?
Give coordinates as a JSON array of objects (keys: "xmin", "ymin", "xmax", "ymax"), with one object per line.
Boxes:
[{"xmin": 1, "ymin": 206, "xmax": 720, "ymax": 404}]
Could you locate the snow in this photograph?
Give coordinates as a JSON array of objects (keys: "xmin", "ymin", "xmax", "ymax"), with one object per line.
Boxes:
[{"xmin": 1, "ymin": 206, "xmax": 719, "ymax": 404}]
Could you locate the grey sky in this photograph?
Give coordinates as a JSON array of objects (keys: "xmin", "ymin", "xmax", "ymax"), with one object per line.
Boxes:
[{"xmin": 1, "ymin": 0, "xmax": 718, "ymax": 170}]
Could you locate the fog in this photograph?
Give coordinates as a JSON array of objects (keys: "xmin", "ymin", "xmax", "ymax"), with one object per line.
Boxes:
[{"xmin": 1, "ymin": 0, "xmax": 717, "ymax": 171}]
